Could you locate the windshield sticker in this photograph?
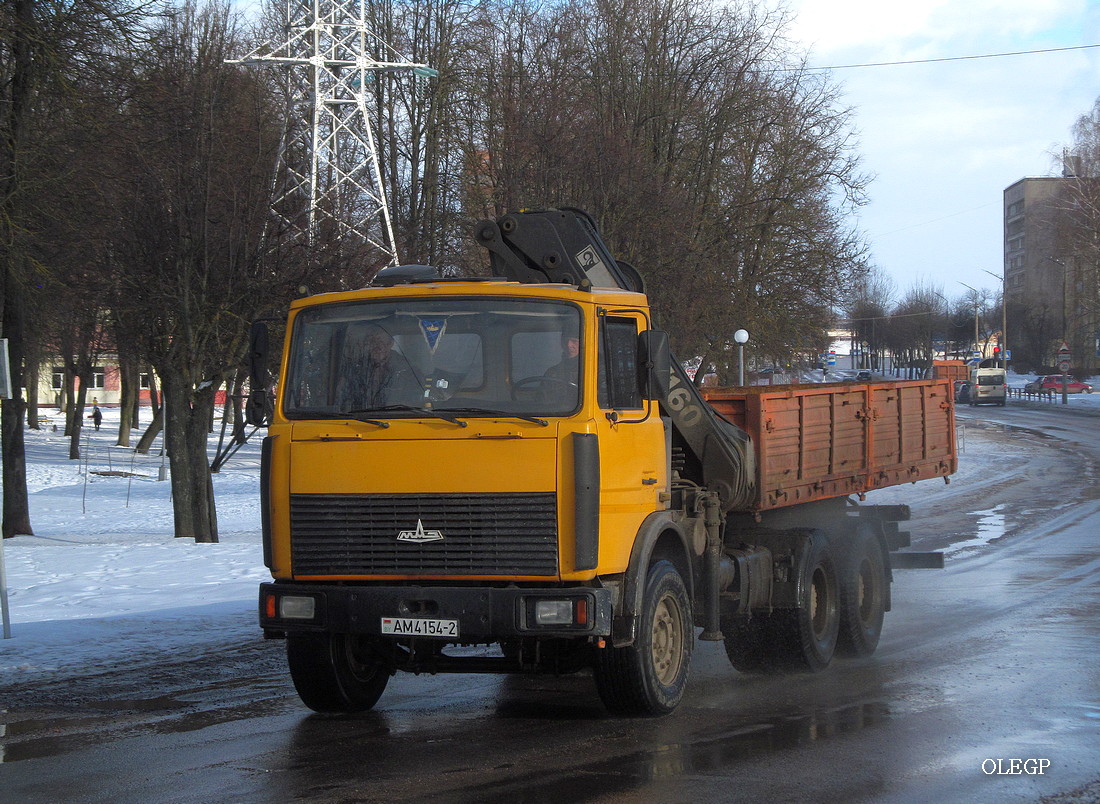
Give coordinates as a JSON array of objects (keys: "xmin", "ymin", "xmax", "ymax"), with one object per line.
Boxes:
[{"xmin": 419, "ymin": 318, "xmax": 447, "ymax": 353}]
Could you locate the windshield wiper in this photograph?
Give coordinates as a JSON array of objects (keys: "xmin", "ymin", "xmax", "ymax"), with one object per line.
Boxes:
[
  {"xmin": 342, "ymin": 412, "xmax": 389, "ymax": 428},
  {"xmin": 290, "ymin": 409, "xmax": 390, "ymax": 428},
  {"xmin": 437, "ymin": 407, "xmax": 549, "ymax": 427},
  {"xmin": 346, "ymin": 405, "xmax": 468, "ymax": 427}
]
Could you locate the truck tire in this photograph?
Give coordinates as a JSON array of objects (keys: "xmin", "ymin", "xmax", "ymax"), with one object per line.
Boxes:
[
  {"xmin": 771, "ymin": 535, "xmax": 840, "ymax": 672},
  {"xmin": 286, "ymin": 633, "xmax": 390, "ymax": 713},
  {"xmin": 836, "ymin": 533, "xmax": 887, "ymax": 657},
  {"xmin": 722, "ymin": 614, "xmax": 775, "ymax": 674},
  {"xmin": 593, "ymin": 560, "xmax": 693, "ymax": 716},
  {"xmin": 724, "ymin": 534, "xmax": 840, "ymax": 673}
]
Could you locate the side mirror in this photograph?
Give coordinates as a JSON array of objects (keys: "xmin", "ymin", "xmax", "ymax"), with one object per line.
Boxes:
[
  {"xmin": 638, "ymin": 330, "xmax": 671, "ymax": 401},
  {"xmin": 246, "ymin": 321, "xmax": 270, "ymax": 426}
]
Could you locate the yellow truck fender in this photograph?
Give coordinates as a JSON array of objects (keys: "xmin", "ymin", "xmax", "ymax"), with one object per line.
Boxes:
[{"xmin": 607, "ymin": 512, "xmax": 694, "ymax": 647}]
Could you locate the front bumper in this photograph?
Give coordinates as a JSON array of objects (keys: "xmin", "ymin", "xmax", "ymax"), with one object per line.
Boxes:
[{"xmin": 259, "ymin": 582, "xmax": 613, "ymax": 639}]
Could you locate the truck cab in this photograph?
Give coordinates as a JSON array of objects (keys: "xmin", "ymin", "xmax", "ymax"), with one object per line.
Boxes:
[{"xmin": 258, "ymin": 277, "xmax": 704, "ymax": 714}]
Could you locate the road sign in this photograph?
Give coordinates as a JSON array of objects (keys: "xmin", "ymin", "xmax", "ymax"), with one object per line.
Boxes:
[{"xmin": 1058, "ymin": 359, "xmax": 1071, "ymax": 373}]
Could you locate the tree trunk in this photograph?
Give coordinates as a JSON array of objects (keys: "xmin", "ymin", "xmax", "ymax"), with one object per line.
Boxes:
[
  {"xmin": 134, "ymin": 405, "xmax": 163, "ymax": 454},
  {"xmin": 163, "ymin": 374, "xmax": 218, "ymax": 542},
  {"xmin": 24, "ymin": 358, "xmax": 39, "ymax": 429},
  {"xmin": 230, "ymin": 368, "xmax": 246, "ymax": 445},
  {"xmin": 116, "ymin": 352, "xmax": 139, "ymax": 447},
  {"xmin": 147, "ymin": 371, "xmax": 161, "ymax": 417},
  {"xmin": 1, "ymin": 272, "xmax": 33, "ymax": 538},
  {"xmin": 68, "ymin": 378, "xmax": 89, "ymax": 460},
  {"xmin": 63, "ymin": 366, "xmax": 76, "ymax": 436}
]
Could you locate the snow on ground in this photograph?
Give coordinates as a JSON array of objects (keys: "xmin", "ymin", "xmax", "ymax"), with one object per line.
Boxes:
[
  {"xmin": 0, "ymin": 383, "xmax": 1095, "ymax": 685},
  {"xmin": 1, "ymin": 407, "xmax": 266, "ymax": 680}
]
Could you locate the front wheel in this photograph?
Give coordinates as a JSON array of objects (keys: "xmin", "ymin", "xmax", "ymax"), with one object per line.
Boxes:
[
  {"xmin": 594, "ymin": 560, "xmax": 693, "ymax": 716},
  {"xmin": 286, "ymin": 633, "xmax": 390, "ymax": 713}
]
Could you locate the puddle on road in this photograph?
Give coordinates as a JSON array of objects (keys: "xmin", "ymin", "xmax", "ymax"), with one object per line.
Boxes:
[
  {"xmin": 0, "ymin": 689, "xmax": 293, "ymax": 763},
  {"xmin": 1078, "ymin": 703, "xmax": 1100, "ymax": 720},
  {"xmin": 0, "ymin": 695, "xmax": 183, "ymax": 764},
  {"xmin": 462, "ymin": 701, "xmax": 891, "ymax": 802},
  {"xmin": 944, "ymin": 504, "xmax": 1006, "ymax": 557}
]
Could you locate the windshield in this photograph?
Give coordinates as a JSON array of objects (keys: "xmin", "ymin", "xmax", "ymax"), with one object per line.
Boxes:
[{"xmin": 284, "ymin": 297, "xmax": 582, "ymax": 419}]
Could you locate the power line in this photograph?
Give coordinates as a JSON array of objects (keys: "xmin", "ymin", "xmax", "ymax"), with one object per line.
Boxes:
[{"xmin": 804, "ymin": 43, "xmax": 1100, "ymax": 72}]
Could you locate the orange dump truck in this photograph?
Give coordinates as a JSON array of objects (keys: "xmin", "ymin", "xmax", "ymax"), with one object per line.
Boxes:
[{"xmin": 250, "ymin": 209, "xmax": 955, "ymax": 718}]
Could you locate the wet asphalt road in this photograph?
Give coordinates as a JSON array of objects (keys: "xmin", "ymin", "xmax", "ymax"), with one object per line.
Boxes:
[{"xmin": 2, "ymin": 402, "xmax": 1099, "ymax": 803}]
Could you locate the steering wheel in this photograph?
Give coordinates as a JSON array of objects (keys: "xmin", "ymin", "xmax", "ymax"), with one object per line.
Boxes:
[{"xmin": 511, "ymin": 375, "xmax": 578, "ymax": 402}]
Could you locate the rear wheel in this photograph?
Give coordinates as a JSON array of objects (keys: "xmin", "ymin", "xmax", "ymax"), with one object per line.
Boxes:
[
  {"xmin": 836, "ymin": 533, "xmax": 888, "ymax": 657},
  {"xmin": 286, "ymin": 633, "xmax": 390, "ymax": 713},
  {"xmin": 723, "ymin": 532, "xmax": 840, "ymax": 674},
  {"xmin": 594, "ymin": 560, "xmax": 693, "ymax": 716},
  {"xmin": 722, "ymin": 614, "xmax": 775, "ymax": 674},
  {"xmin": 772, "ymin": 534, "xmax": 840, "ymax": 672}
]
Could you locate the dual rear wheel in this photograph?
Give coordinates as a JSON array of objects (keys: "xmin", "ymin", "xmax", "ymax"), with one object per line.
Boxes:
[{"xmin": 723, "ymin": 531, "xmax": 887, "ymax": 674}]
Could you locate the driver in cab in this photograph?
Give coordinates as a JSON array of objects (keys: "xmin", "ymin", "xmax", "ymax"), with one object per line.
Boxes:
[
  {"xmin": 336, "ymin": 326, "xmax": 422, "ymax": 410},
  {"xmin": 544, "ymin": 335, "xmax": 580, "ymax": 383}
]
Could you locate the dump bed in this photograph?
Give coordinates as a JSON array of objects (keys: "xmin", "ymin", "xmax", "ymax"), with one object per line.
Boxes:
[
  {"xmin": 702, "ymin": 378, "xmax": 956, "ymax": 512},
  {"xmin": 932, "ymin": 359, "xmax": 970, "ymax": 383}
]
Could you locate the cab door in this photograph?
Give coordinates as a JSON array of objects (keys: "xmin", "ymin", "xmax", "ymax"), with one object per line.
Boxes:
[{"xmin": 593, "ymin": 312, "xmax": 667, "ymax": 573}]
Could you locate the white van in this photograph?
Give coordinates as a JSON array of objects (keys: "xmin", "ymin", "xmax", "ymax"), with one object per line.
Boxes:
[{"xmin": 969, "ymin": 367, "xmax": 1007, "ymax": 406}]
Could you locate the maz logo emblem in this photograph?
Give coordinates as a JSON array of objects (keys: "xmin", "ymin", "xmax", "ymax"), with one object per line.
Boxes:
[{"xmin": 397, "ymin": 519, "xmax": 444, "ymax": 543}]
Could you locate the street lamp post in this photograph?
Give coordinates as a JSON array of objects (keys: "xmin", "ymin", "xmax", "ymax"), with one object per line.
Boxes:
[
  {"xmin": 733, "ymin": 329, "xmax": 749, "ymax": 386},
  {"xmin": 959, "ymin": 282, "xmax": 982, "ymax": 359},
  {"xmin": 982, "ymin": 269, "xmax": 1006, "ymax": 366}
]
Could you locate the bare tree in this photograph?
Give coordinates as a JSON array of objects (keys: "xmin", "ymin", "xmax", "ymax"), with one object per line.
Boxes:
[
  {"xmin": 1048, "ymin": 99, "xmax": 1100, "ymax": 375},
  {"xmin": 0, "ymin": 0, "xmax": 146, "ymax": 537},
  {"xmin": 884, "ymin": 282, "xmax": 947, "ymax": 376},
  {"xmin": 450, "ymin": 0, "xmax": 869, "ymax": 372},
  {"xmin": 107, "ymin": 2, "xmax": 295, "ymax": 541},
  {"xmin": 844, "ymin": 267, "xmax": 895, "ymax": 370}
]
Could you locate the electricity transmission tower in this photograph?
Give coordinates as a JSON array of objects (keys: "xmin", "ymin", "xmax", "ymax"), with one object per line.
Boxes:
[{"xmin": 229, "ymin": 1, "xmax": 437, "ymax": 266}]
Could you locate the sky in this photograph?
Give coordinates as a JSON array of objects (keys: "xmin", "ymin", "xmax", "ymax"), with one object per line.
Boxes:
[{"xmin": 786, "ymin": 0, "xmax": 1100, "ymax": 302}]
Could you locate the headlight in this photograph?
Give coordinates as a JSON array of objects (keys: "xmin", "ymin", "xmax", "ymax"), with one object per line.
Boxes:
[
  {"xmin": 525, "ymin": 596, "xmax": 592, "ymax": 629},
  {"xmin": 278, "ymin": 595, "xmax": 316, "ymax": 619},
  {"xmin": 534, "ymin": 599, "xmax": 574, "ymax": 625}
]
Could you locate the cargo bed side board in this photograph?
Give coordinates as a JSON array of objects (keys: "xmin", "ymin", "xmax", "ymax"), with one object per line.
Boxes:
[{"xmin": 703, "ymin": 379, "xmax": 956, "ymax": 512}]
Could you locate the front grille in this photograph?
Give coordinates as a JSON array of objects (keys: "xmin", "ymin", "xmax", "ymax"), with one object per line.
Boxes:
[{"xmin": 290, "ymin": 493, "xmax": 559, "ymax": 576}]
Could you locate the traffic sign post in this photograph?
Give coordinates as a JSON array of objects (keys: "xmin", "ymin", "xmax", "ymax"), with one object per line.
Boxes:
[{"xmin": 1057, "ymin": 343, "xmax": 1072, "ymax": 405}]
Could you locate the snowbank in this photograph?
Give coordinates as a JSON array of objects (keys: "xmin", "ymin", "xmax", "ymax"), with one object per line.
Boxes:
[{"xmin": 1, "ymin": 409, "xmax": 266, "ymax": 679}]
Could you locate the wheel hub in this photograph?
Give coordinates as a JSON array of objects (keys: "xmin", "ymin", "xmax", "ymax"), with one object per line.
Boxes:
[{"xmin": 651, "ymin": 594, "xmax": 683, "ymax": 685}]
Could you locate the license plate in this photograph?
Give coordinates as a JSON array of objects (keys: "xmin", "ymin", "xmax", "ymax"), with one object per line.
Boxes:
[{"xmin": 380, "ymin": 617, "xmax": 459, "ymax": 637}]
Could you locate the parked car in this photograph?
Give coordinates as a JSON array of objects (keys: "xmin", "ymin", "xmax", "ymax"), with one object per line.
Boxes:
[
  {"xmin": 954, "ymin": 381, "xmax": 971, "ymax": 403},
  {"xmin": 1024, "ymin": 375, "xmax": 1094, "ymax": 394}
]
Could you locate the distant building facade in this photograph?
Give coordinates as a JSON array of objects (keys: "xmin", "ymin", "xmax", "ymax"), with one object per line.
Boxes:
[
  {"xmin": 1003, "ymin": 169, "xmax": 1098, "ymax": 376},
  {"xmin": 34, "ymin": 360, "xmax": 158, "ymax": 409}
]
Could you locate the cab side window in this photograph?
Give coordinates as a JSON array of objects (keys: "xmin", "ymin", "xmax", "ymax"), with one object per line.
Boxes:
[{"xmin": 598, "ymin": 317, "xmax": 642, "ymax": 410}]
